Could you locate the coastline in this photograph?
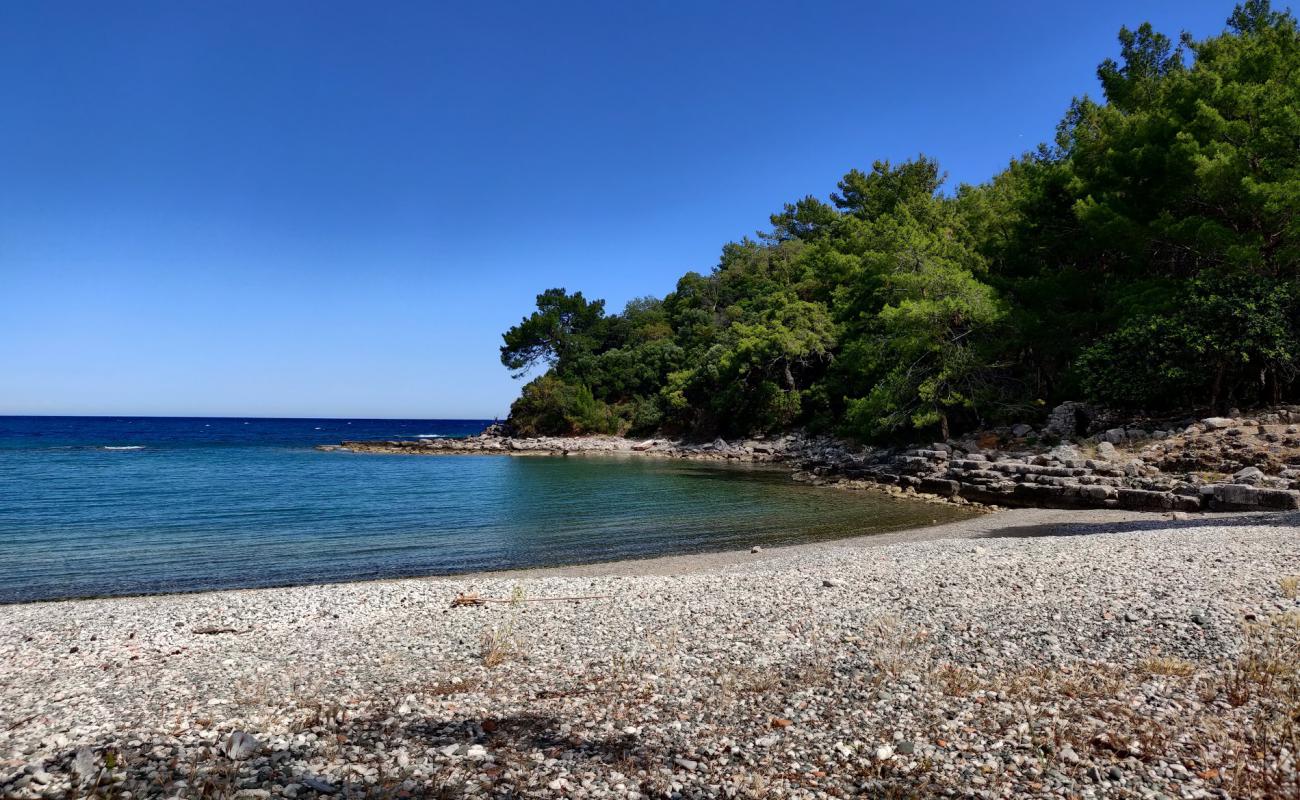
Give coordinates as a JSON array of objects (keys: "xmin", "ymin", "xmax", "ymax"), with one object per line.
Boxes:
[
  {"xmin": 4, "ymin": 509, "xmax": 1298, "ymax": 798},
  {"xmin": 330, "ymin": 406, "xmax": 1300, "ymax": 516},
  {"xmin": 0, "ymin": 497, "xmax": 980, "ymax": 608},
  {"xmin": 0, "ymin": 507, "xmax": 1157, "ymax": 606}
]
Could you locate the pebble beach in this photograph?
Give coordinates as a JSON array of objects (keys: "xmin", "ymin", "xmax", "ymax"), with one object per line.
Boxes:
[{"xmin": 3, "ymin": 508, "xmax": 1298, "ymax": 799}]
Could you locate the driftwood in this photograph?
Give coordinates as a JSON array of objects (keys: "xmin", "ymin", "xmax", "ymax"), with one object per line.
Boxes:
[
  {"xmin": 5, "ymin": 713, "xmax": 38, "ymax": 731},
  {"xmin": 191, "ymin": 626, "xmax": 251, "ymax": 635},
  {"xmin": 450, "ymin": 592, "xmax": 613, "ymax": 608}
]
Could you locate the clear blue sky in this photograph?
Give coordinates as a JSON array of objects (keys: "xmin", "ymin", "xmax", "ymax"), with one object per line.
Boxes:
[{"xmin": 1, "ymin": 1, "xmax": 1234, "ymax": 419}]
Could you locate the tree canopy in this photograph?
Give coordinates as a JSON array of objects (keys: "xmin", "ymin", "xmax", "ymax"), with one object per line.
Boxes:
[{"xmin": 500, "ymin": 3, "xmax": 1300, "ymax": 439}]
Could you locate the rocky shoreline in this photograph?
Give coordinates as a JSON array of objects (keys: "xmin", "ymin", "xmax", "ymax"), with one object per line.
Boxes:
[
  {"xmin": 3, "ymin": 510, "xmax": 1297, "ymax": 799},
  {"xmin": 329, "ymin": 404, "xmax": 1300, "ymax": 515}
]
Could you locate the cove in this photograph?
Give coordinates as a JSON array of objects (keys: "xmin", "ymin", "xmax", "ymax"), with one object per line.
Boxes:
[{"xmin": 0, "ymin": 417, "xmax": 976, "ymax": 603}]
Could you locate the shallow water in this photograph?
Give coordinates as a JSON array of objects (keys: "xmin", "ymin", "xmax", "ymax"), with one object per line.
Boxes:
[{"xmin": 0, "ymin": 416, "xmax": 973, "ymax": 602}]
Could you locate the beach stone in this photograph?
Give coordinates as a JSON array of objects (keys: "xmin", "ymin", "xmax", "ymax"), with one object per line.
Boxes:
[
  {"xmin": 222, "ymin": 731, "xmax": 260, "ymax": 760},
  {"xmin": 71, "ymin": 749, "xmax": 96, "ymax": 782},
  {"xmin": 301, "ymin": 776, "xmax": 337, "ymax": 794}
]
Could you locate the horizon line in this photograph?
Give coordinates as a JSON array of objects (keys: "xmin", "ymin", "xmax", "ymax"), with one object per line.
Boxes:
[{"xmin": 0, "ymin": 413, "xmax": 500, "ymax": 421}]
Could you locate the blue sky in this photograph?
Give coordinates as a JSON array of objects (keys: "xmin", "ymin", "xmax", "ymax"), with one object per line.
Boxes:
[{"xmin": 2, "ymin": 1, "xmax": 1234, "ymax": 418}]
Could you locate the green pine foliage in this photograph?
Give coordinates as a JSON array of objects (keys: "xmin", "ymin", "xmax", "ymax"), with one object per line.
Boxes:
[{"xmin": 500, "ymin": 3, "xmax": 1300, "ymax": 440}]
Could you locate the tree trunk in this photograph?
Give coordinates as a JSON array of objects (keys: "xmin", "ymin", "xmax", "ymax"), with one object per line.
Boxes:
[
  {"xmin": 1267, "ymin": 367, "xmax": 1282, "ymax": 405},
  {"xmin": 1211, "ymin": 361, "xmax": 1227, "ymax": 412}
]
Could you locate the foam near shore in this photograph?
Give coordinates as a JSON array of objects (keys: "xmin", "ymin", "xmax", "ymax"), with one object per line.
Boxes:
[{"xmin": 3, "ymin": 509, "xmax": 1298, "ymax": 798}]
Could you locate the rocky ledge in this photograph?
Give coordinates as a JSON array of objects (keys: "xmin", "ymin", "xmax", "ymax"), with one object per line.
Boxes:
[
  {"xmin": 329, "ymin": 404, "xmax": 1300, "ymax": 514},
  {"xmin": 333, "ymin": 429, "xmax": 855, "ymax": 464},
  {"xmin": 812, "ymin": 406, "xmax": 1300, "ymax": 514}
]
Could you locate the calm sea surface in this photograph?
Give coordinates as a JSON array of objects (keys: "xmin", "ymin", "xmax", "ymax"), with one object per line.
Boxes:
[{"xmin": 0, "ymin": 416, "xmax": 972, "ymax": 603}]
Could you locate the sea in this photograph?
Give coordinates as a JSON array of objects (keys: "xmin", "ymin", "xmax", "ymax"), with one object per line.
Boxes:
[{"xmin": 0, "ymin": 416, "xmax": 970, "ymax": 603}]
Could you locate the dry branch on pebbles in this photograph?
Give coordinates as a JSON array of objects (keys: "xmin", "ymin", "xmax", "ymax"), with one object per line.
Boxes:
[{"xmin": 1, "ymin": 511, "xmax": 1298, "ymax": 799}]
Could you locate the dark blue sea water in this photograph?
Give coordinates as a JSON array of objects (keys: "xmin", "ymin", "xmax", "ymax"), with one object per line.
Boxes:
[{"xmin": 0, "ymin": 416, "xmax": 970, "ymax": 603}]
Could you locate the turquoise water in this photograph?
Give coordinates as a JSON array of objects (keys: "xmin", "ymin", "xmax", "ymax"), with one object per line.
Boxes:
[{"xmin": 0, "ymin": 416, "xmax": 970, "ymax": 602}]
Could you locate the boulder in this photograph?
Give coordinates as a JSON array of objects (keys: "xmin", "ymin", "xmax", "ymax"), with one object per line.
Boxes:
[
  {"xmin": 1045, "ymin": 444, "xmax": 1082, "ymax": 463},
  {"xmin": 1205, "ymin": 483, "xmax": 1300, "ymax": 510},
  {"xmin": 1078, "ymin": 484, "xmax": 1116, "ymax": 501},
  {"xmin": 1117, "ymin": 488, "xmax": 1173, "ymax": 511},
  {"xmin": 1044, "ymin": 401, "xmax": 1095, "ymax": 438},
  {"xmin": 1232, "ymin": 466, "xmax": 1265, "ymax": 484},
  {"xmin": 919, "ymin": 477, "xmax": 960, "ymax": 497}
]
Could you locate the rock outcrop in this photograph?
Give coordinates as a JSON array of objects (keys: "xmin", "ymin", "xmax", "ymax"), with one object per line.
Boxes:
[
  {"xmin": 799, "ymin": 405, "xmax": 1300, "ymax": 512},
  {"xmin": 328, "ymin": 404, "xmax": 1300, "ymax": 513},
  {"xmin": 335, "ymin": 431, "xmax": 859, "ymax": 464}
]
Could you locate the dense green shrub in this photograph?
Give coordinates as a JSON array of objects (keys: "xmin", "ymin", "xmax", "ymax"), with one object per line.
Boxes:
[
  {"xmin": 507, "ymin": 375, "xmax": 623, "ymax": 436},
  {"xmin": 1078, "ymin": 274, "xmax": 1299, "ymax": 408}
]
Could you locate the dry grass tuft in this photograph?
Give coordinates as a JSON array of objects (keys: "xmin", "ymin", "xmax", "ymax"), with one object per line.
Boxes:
[
  {"xmin": 1217, "ymin": 612, "xmax": 1300, "ymax": 797},
  {"xmin": 862, "ymin": 614, "xmax": 929, "ymax": 679},
  {"xmin": 481, "ymin": 585, "xmax": 526, "ymax": 667},
  {"xmin": 1281, "ymin": 575, "xmax": 1299, "ymax": 600},
  {"xmin": 933, "ymin": 662, "xmax": 982, "ymax": 696},
  {"xmin": 1139, "ymin": 655, "xmax": 1197, "ymax": 677}
]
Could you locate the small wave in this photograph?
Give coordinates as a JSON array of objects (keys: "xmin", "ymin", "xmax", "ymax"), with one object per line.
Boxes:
[
  {"xmin": 415, "ymin": 434, "xmax": 447, "ymax": 439},
  {"xmin": 103, "ymin": 445, "xmax": 145, "ymax": 451}
]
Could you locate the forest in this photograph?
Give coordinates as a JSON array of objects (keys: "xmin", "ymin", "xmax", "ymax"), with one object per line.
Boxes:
[{"xmin": 499, "ymin": 2, "xmax": 1300, "ymax": 441}]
